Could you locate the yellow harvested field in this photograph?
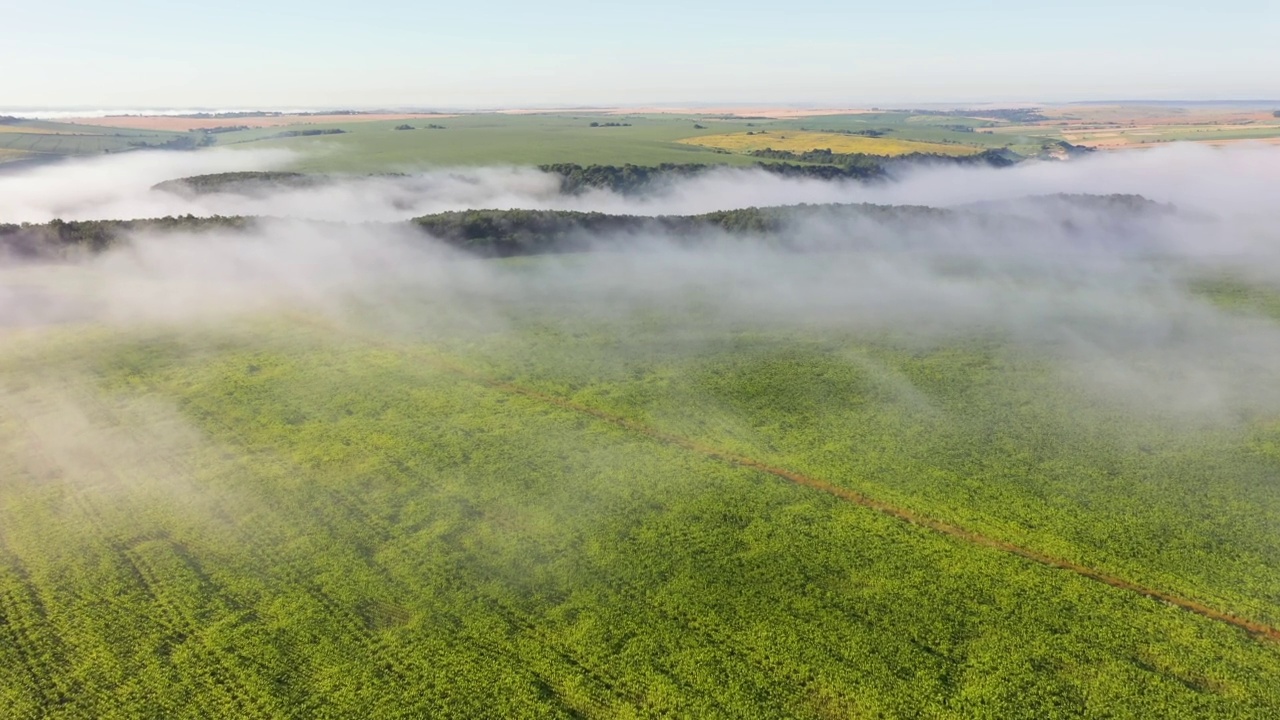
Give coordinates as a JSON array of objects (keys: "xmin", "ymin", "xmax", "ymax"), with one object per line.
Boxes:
[
  {"xmin": 678, "ymin": 131, "xmax": 982, "ymax": 156},
  {"xmin": 0, "ymin": 148, "xmax": 31, "ymax": 161}
]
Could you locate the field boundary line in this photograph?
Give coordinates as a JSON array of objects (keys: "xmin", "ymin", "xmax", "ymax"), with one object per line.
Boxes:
[{"xmin": 415, "ymin": 350, "xmax": 1280, "ymax": 645}]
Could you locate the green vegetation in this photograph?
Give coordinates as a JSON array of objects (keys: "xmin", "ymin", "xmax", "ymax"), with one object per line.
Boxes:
[
  {"xmin": 4, "ymin": 108, "xmax": 1277, "ymax": 173},
  {"xmin": 209, "ymin": 114, "xmax": 767, "ymax": 170},
  {"xmin": 0, "ymin": 216, "xmax": 260, "ymax": 258},
  {"xmin": 151, "ymin": 172, "xmax": 329, "ymax": 196},
  {"xmin": 2, "ymin": 195, "xmax": 1163, "ymax": 258},
  {"xmin": 0, "ymin": 118, "xmax": 199, "ymax": 164},
  {"xmin": 269, "ymin": 128, "xmax": 347, "ymax": 138},
  {"xmin": 1191, "ymin": 275, "xmax": 1280, "ymax": 322},
  {"xmin": 198, "ymin": 111, "xmax": 1057, "ymax": 172},
  {"xmin": 747, "ymin": 148, "xmax": 1017, "ymax": 170},
  {"xmin": 5, "ymin": 254, "xmax": 1280, "ymax": 715}
]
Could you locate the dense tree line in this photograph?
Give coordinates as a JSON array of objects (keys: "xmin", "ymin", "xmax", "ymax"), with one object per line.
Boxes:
[
  {"xmin": 0, "ymin": 215, "xmax": 256, "ymax": 258},
  {"xmin": 410, "ymin": 204, "xmax": 966, "ymax": 255},
  {"xmin": 537, "ymin": 163, "xmax": 717, "ymax": 194},
  {"xmin": 152, "ymin": 172, "xmax": 328, "ymax": 195},
  {"xmin": 538, "ymin": 162, "xmax": 894, "ymax": 194},
  {"xmin": 0, "ymin": 204, "xmax": 945, "ymax": 258},
  {"xmin": 538, "ymin": 153, "xmax": 1018, "ymax": 195},
  {"xmin": 745, "ymin": 150, "xmax": 886, "ymax": 174},
  {"xmin": 124, "ymin": 134, "xmax": 213, "ymax": 151},
  {"xmin": 796, "ymin": 127, "xmax": 893, "ymax": 137},
  {"xmin": 269, "ymin": 128, "xmax": 347, "ymax": 138},
  {"xmin": 2, "ymin": 194, "xmax": 1167, "ymax": 260},
  {"xmin": 749, "ymin": 147, "xmax": 1018, "ymax": 170}
]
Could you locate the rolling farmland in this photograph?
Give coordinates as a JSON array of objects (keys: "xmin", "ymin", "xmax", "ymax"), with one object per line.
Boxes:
[
  {"xmin": 4, "ymin": 106, "xmax": 1280, "ymax": 717},
  {"xmin": 5, "ymin": 248, "xmax": 1280, "ymax": 716},
  {"xmin": 0, "ymin": 118, "xmax": 192, "ymax": 163}
]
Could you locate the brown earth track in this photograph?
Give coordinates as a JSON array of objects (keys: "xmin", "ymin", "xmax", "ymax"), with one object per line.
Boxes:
[{"xmin": 417, "ymin": 352, "xmax": 1280, "ymax": 645}]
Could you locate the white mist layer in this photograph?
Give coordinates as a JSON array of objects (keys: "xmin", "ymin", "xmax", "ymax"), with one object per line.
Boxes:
[
  {"xmin": 3, "ymin": 143, "xmax": 1280, "ymax": 225},
  {"xmin": 3, "ymin": 144, "xmax": 1280, "ymax": 423}
]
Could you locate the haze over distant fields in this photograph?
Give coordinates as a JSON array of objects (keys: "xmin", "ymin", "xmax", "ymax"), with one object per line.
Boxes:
[
  {"xmin": 4, "ymin": 0, "xmax": 1278, "ymax": 108},
  {"xmin": 6, "ymin": 142, "xmax": 1280, "ymax": 425}
]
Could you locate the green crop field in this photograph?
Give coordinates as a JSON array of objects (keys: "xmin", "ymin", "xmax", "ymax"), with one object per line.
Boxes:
[
  {"xmin": 209, "ymin": 114, "xmax": 771, "ymax": 171},
  {"xmin": 0, "ymin": 119, "xmax": 191, "ymax": 161},
  {"xmin": 5, "ymin": 251, "xmax": 1280, "ymax": 718},
  {"xmin": 203, "ymin": 112, "xmax": 1035, "ymax": 172},
  {"xmin": 0, "ymin": 111, "xmax": 1076, "ymax": 172}
]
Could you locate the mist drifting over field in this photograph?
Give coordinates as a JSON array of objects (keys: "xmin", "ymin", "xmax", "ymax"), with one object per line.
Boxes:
[
  {"xmin": 3, "ymin": 142, "xmax": 1280, "ymax": 223},
  {"xmin": 3, "ymin": 143, "xmax": 1280, "ymax": 423}
]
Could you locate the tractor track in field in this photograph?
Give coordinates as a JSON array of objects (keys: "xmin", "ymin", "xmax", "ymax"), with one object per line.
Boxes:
[{"xmin": 416, "ymin": 352, "xmax": 1280, "ymax": 645}]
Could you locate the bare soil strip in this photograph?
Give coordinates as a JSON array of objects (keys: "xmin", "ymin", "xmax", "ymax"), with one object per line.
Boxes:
[{"xmin": 423, "ymin": 353, "xmax": 1280, "ymax": 644}]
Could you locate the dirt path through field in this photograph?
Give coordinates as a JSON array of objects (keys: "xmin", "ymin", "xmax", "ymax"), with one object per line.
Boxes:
[{"xmin": 418, "ymin": 352, "xmax": 1280, "ymax": 644}]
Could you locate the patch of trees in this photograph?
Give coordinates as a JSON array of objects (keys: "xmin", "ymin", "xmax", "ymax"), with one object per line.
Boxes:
[
  {"xmin": 747, "ymin": 149, "xmax": 885, "ymax": 174},
  {"xmin": 538, "ymin": 163, "xmax": 715, "ymax": 195},
  {"xmin": 407, "ymin": 204, "xmax": 975, "ymax": 256},
  {"xmin": 589, "ymin": 122, "xmax": 632, "ymax": 127},
  {"xmin": 126, "ymin": 134, "xmax": 211, "ymax": 150},
  {"xmin": 0, "ymin": 215, "xmax": 257, "ymax": 258},
  {"xmin": 269, "ymin": 128, "xmax": 347, "ymax": 138},
  {"xmin": 1038, "ymin": 140, "xmax": 1095, "ymax": 158},
  {"xmin": 749, "ymin": 148, "xmax": 1018, "ymax": 171},
  {"xmin": 538, "ymin": 161, "xmax": 914, "ymax": 195},
  {"xmin": 798, "ymin": 127, "xmax": 894, "ymax": 137},
  {"xmin": 152, "ymin": 172, "xmax": 327, "ymax": 195},
  {"xmin": 199, "ymin": 125, "xmax": 252, "ymax": 134},
  {"xmin": 2, "ymin": 194, "xmax": 1168, "ymax": 260},
  {"xmin": 394, "ymin": 124, "xmax": 416, "ymax": 130},
  {"xmin": 538, "ymin": 161, "xmax": 902, "ymax": 195},
  {"xmin": 409, "ymin": 207, "xmax": 797, "ymax": 256}
]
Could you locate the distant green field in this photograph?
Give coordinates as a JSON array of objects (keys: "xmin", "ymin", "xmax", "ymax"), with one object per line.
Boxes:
[
  {"xmin": 205, "ymin": 112, "xmax": 1034, "ymax": 171},
  {"xmin": 211, "ymin": 114, "xmax": 769, "ymax": 171},
  {"xmin": 0, "ymin": 112, "xmax": 1065, "ymax": 171},
  {"xmin": 5, "ymin": 253, "xmax": 1280, "ymax": 717},
  {"xmin": 0, "ymin": 119, "xmax": 190, "ymax": 162}
]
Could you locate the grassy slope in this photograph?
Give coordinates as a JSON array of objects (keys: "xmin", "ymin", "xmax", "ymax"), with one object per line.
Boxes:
[
  {"xmin": 0, "ymin": 119, "xmax": 187, "ymax": 162},
  {"xmin": 5, "ymin": 265, "xmax": 1280, "ymax": 716}
]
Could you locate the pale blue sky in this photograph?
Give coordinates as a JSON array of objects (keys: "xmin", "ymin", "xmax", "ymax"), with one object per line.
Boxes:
[{"xmin": 5, "ymin": 1, "xmax": 1278, "ymax": 108}]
